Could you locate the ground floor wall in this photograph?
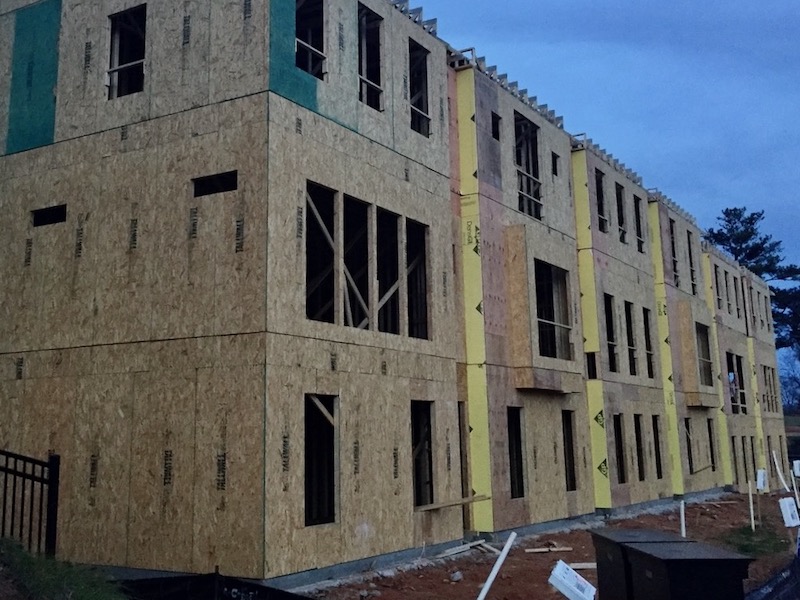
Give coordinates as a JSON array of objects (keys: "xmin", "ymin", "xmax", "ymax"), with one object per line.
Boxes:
[{"xmin": 0, "ymin": 331, "xmax": 463, "ymax": 579}]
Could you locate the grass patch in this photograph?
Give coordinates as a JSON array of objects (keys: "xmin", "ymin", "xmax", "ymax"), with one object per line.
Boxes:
[
  {"xmin": 718, "ymin": 521, "xmax": 792, "ymax": 557},
  {"xmin": 0, "ymin": 538, "xmax": 128, "ymax": 600}
]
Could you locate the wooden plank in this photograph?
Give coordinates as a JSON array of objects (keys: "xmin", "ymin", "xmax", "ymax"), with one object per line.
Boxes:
[
  {"xmin": 414, "ymin": 494, "xmax": 489, "ymax": 512},
  {"xmin": 436, "ymin": 539, "xmax": 486, "ymax": 558}
]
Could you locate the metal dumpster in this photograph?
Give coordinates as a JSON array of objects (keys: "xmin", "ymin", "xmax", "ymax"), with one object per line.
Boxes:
[
  {"xmin": 624, "ymin": 540, "xmax": 752, "ymax": 600},
  {"xmin": 590, "ymin": 528, "xmax": 695, "ymax": 600}
]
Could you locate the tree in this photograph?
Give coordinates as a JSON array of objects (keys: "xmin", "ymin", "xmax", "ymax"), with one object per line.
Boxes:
[{"xmin": 704, "ymin": 207, "xmax": 800, "ymax": 351}]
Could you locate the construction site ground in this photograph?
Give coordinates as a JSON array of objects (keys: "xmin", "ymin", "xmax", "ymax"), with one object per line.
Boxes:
[{"xmin": 306, "ymin": 492, "xmax": 795, "ymax": 600}]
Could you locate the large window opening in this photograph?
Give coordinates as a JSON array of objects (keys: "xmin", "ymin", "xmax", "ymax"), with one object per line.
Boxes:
[
  {"xmin": 707, "ymin": 418, "xmax": 716, "ymax": 472},
  {"xmin": 535, "ymin": 260, "xmax": 572, "ymax": 359},
  {"xmin": 407, "ymin": 220, "xmax": 429, "ymax": 339},
  {"xmin": 306, "ymin": 182, "xmax": 336, "ymax": 323},
  {"xmin": 514, "ymin": 112, "xmax": 542, "ymax": 219},
  {"xmin": 727, "ymin": 352, "xmax": 747, "ymax": 414},
  {"xmin": 687, "ymin": 230, "xmax": 698, "ymax": 295},
  {"xmin": 507, "ymin": 407, "xmax": 524, "ymax": 498},
  {"xmin": 604, "ymin": 294, "xmax": 618, "ymax": 373},
  {"xmin": 652, "ymin": 415, "xmax": 663, "ymax": 480},
  {"xmin": 643, "ymin": 307, "xmax": 655, "ymax": 378},
  {"xmin": 615, "ymin": 184, "xmax": 627, "ymax": 243},
  {"xmin": 625, "ymin": 301, "xmax": 637, "ymax": 376},
  {"xmin": 32, "ymin": 204, "xmax": 67, "ymax": 227},
  {"xmin": 562, "ymin": 410, "xmax": 577, "ymax": 492},
  {"xmin": 634, "ymin": 414, "xmax": 646, "ymax": 482},
  {"xmin": 595, "ymin": 169, "xmax": 608, "ymax": 232},
  {"xmin": 669, "ymin": 218, "xmax": 680, "ymax": 287},
  {"xmin": 108, "ymin": 4, "xmax": 147, "ymax": 99},
  {"xmin": 304, "ymin": 394, "xmax": 336, "ymax": 526},
  {"xmin": 613, "ymin": 413, "xmax": 627, "ymax": 484},
  {"xmin": 193, "ymin": 170, "xmax": 238, "ymax": 197},
  {"xmin": 634, "ymin": 195, "xmax": 645, "ymax": 252},
  {"xmin": 696, "ymin": 323, "xmax": 714, "ymax": 387},
  {"xmin": 685, "ymin": 418, "xmax": 694, "ymax": 474},
  {"xmin": 377, "ymin": 208, "xmax": 400, "ymax": 334},
  {"xmin": 411, "ymin": 401, "xmax": 434, "ymax": 507},
  {"xmin": 408, "ymin": 39, "xmax": 430, "ymax": 136},
  {"xmin": 358, "ymin": 4, "xmax": 382, "ymax": 110},
  {"xmin": 343, "ymin": 196, "xmax": 370, "ymax": 329},
  {"xmin": 296, "ymin": 0, "xmax": 325, "ymax": 79}
]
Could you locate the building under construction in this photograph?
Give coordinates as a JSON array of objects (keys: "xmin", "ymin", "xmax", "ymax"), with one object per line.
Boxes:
[{"xmin": 0, "ymin": 0, "xmax": 787, "ymax": 584}]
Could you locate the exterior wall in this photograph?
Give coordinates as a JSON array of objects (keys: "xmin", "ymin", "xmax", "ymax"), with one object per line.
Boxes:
[
  {"xmin": 454, "ymin": 66, "xmax": 593, "ymax": 533},
  {"xmin": 573, "ymin": 146, "xmax": 670, "ymax": 509}
]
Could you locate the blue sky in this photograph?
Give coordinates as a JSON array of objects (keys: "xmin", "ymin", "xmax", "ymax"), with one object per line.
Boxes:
[{"xmin": 420, "ymin": 0, "xmax": 800, "ymax": 264}]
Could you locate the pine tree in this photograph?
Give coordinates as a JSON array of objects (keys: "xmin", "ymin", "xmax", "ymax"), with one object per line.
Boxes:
[{"xmin": 704, "ymin": 207, "xmax": 800, "ymax": 351}]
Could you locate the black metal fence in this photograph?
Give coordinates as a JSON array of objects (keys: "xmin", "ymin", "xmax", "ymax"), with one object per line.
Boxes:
[{"xmin": 0, "ymin": 449, "xmax": 60, "ymax": 556}]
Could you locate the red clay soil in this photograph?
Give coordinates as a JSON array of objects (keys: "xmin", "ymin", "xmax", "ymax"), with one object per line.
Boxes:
[{"xmin": 309, "ymin": 493, "xmax": 795, "ymax": 600}]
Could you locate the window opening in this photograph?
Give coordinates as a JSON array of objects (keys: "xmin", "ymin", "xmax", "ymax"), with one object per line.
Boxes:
[
  {"xmin": 669, "ymin": 218, "xmax": 679, "ymax": 287},
  {"xmin": 696, "ymin": 323, "xmax": 713, "ymax": 386},
  {"xmin": 768, "ymin": 436, "xmax": 774, "ymax": 476},
  {"xmin": 634, "ymin": 414, "xmax": 646, "ymax": 481},
  {"xmin": 551, "ymin": 152, "xmax": 560, "ymax": 176},
  {"xmin": 714, "ymin": 266, "xmax": 723, "ymax": 310},
  {"xmin": 643, "ymin": 307, "xmax": 655, "ymax": 378},
  {"xmin": 604, "ymin": 294, "xmax": 618, "ymax": 373},
  {"xmin": 615, "ymin": 184, "xmax": 627, "ymax": 243},
  {"xmin": 296, "ymin": 0, "xmax": 325, "ymax": 79},
  {"xmin": 514, "ymin": 112, "xmax": 542, "ymax": 219},
  {"xmin": 733, "ymin": 276, "xmax": 741, "ymax": 317},
  {"xmin": 727, "ymin": 352, "xmax": 747, "ymax": 414},
  {"xmin": 193, "ymin": 170, "xmax": 238, "ymax": 197},
  {"xmin": 687, "ymin": 230, "xmax": 697, "ymax": 295},
  {"xmin": 613, "ymin": 413, "xmax": 626, "ymax": 484},
  {"xmin": 408, "ymin": 39, "xmax": 430, "ymax": 136},
  {"xmin": 685, "ymin": 418, "xmax": 694, "ymax": 474},
  {"xmin": 535, "ymin": 260, "xmax": 572, "ymax": 359},
  {"xmin": 707, "ymin": 418, "xmax": 716, "ymax": 472},
  {"xmin": 764, "ymin": 294, "xmax": 771, "ymax": 331},
  {"xmin": 724, "ymin": 271, "xmax": 732, "ymax": 314},
  {"xmin": 731, "ymin": 436, "xmax": 739, "ymax": 484},
  {"xmin": 634, "ymin": 195, "xmax": 645, "ymax": 252},
  {"xmin": 306, "ymin": 182, "xmax": 336, "ymax": 323},
  {"xmin": 652, "ymin": 415, "xmax": 663, "ymax": 479},
  {"xmin": 108, "ymin": 5, "xmax": 146, "ymax": 99},
  {"xmin": 507, "ymin": 407, "xmax": 524, "ymax": 498},
  {"xmin": 32, "ymin": 204, "xmax": 67, "ymax": 227},
  {"xmin": 358, "ymin": 4, "xmax": 382, "ymax": 110},
  {"xmin": 377, "ymin": 208, "xmax": 400, "ymax": 334},
  {"xmin": 343, "ymin": 196, "xmax": 371, "ymax": 329},
  {"xmin": 562, "ymin": 410, "xmax": 577, "ymax": 491},
  {"xmin": 586, "ymin": 352, "xmax": 598, "ymax": 379},
  {"xmin": 625, "ymin": 301, "xmax": 637, "ymax": 376},
  {"xmin": 749, "ymin": 436, "xmax": 757, "ymax": 481},
  {"xmin": 595, "ymin": 169, "xmax": 608, "ymax": 232},
  {"xmin": 305, "ymin": 394, "xmax": 336, "ymax": 525},
  {"xmin": 411, "ymin": 400, "xmax": 434, "ymax": 506},
  {"xmin": 491, "ymin": 112, "xmax": 501, "ymax": 140},
  {"xmin": 407, "ymin": 219, "xmax": 429, "ymax": 339},
  {"xmin": 757, "ymin": 291, "xmax": 763, "ymax": 328}
]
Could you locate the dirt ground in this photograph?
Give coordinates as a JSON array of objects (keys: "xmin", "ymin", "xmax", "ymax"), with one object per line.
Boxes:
[{"xmin": 307, "ymin": 493, "xmax": 796, "ymax": 600}]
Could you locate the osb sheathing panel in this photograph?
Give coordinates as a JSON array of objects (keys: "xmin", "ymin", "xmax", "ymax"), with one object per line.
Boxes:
[
  {"xmin": 603, "ymin": 383, "xmax": 672, "ymax": 507},
  {"xmin": 682, "ymin": 410, "xmax": 726, "ymax": 494},
  {"xmin": 263, "ymin": 340, "xmax": 461, "ymax": 578},
  {"xmin": 54, "ymin": 0, "xmax": 269, "ymax": 141},
  {"xmin": 61, "ymin": 372, "xmax": 133, "ymax": 566},
  {"xmin": 3, "ymin": 101, "xmax": 268, "ymax": 351},
  {"xmin": 125, "ymin": 371, "xmax": 197, "ymax": 573},
  {"xmin": 504, "ymin": 225, "xmax": 532, "ymax": 370},
  {"xmin": 191, "ymin": 364, "xmax": 264, "ymax": 577},
  {"xmin": 518, "ymin": 384, "xmax": 594, "ymax": 526}
]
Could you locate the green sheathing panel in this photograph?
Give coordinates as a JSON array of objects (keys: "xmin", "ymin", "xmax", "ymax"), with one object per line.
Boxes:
[
  {"xmin": 6, "ymin": 0, "xmax": 62, "ymax": 155},
  {"xmin": 268, "ymin": 0, "xmax": 318, "ymax": 112}
]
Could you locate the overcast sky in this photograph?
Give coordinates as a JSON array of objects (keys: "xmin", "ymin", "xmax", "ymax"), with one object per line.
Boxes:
[{"xmin": 420, "ymin": 0, "xmax": 800, "ymax": 264}]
